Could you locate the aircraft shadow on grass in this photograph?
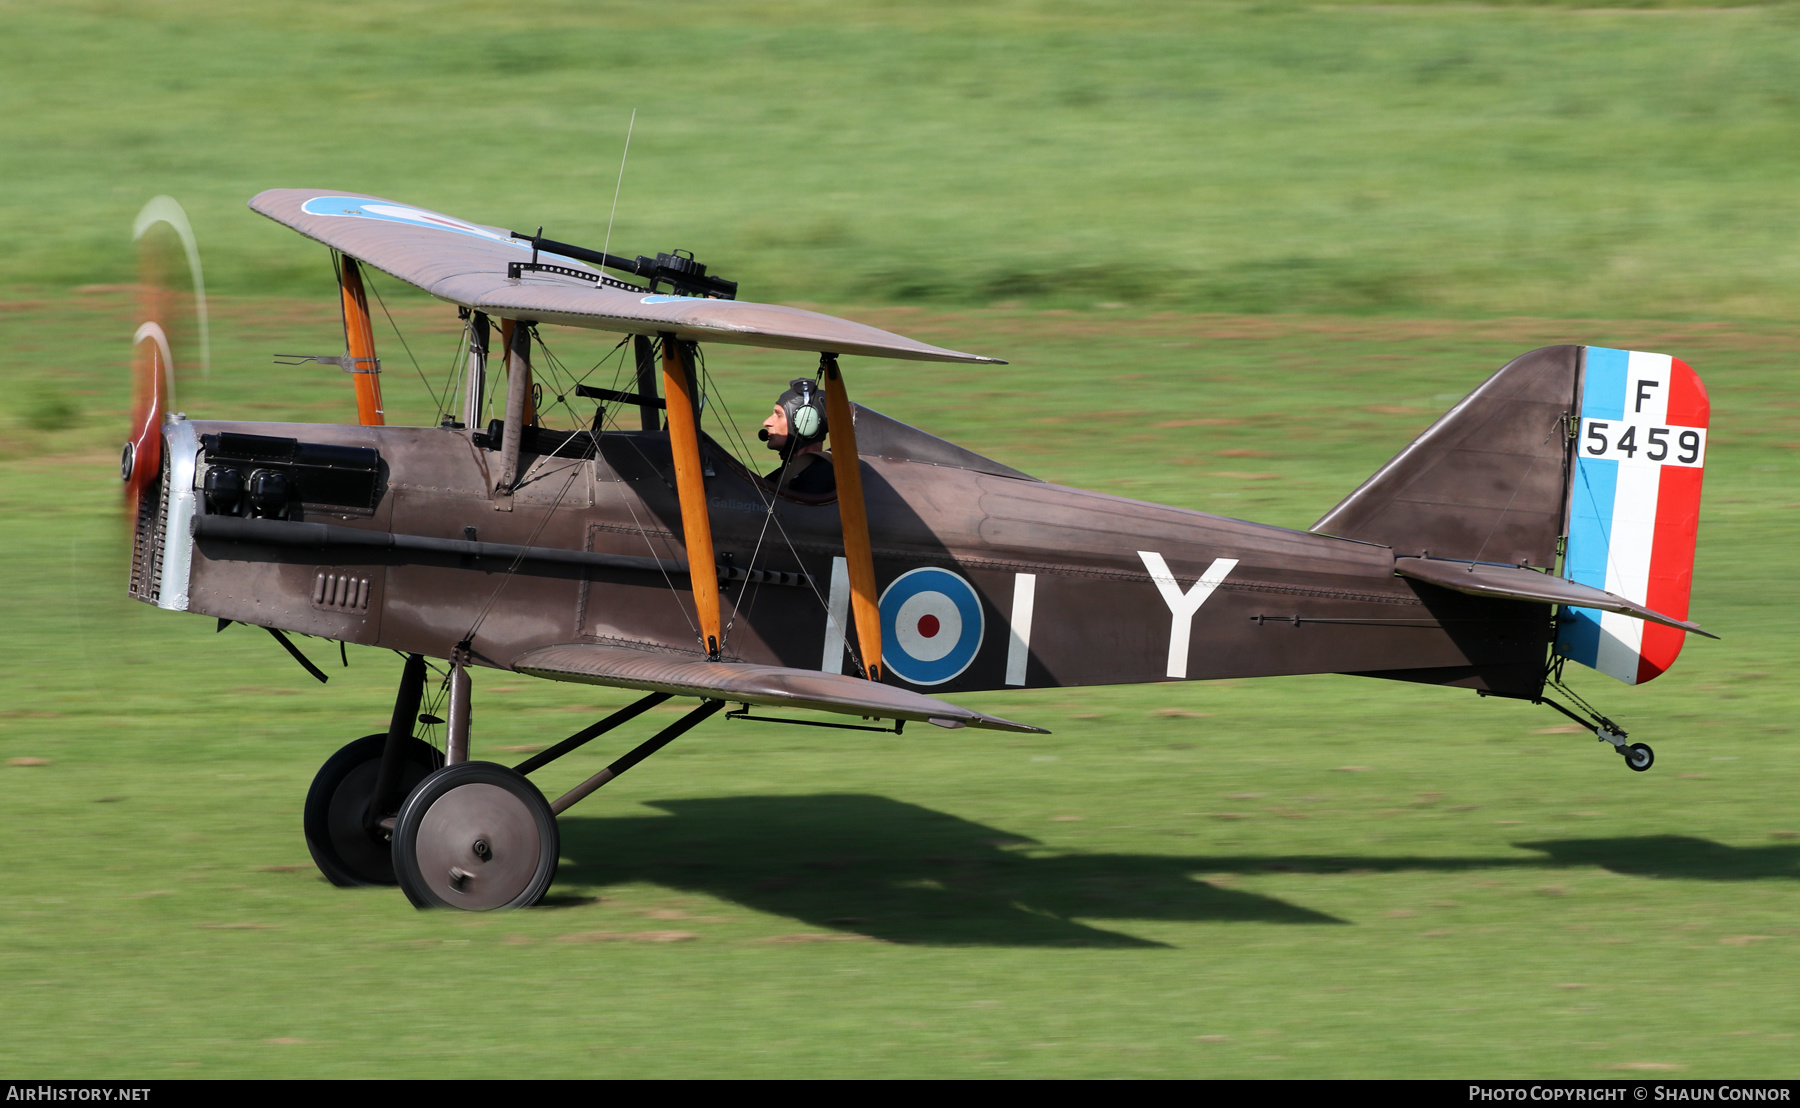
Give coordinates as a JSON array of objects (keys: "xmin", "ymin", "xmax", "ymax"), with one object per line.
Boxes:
[
  {"xmin": 551, "ymin": 794, "xmax": 1799, "ymax": 948},
  {"xmin": 1515, "ymin": 835, "xmax": 1800, "ymax": 882}
]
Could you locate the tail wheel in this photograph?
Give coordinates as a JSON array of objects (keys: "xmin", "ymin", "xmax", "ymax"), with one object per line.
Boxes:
[
  {"xmin": 303, "ymin": 734, "xmax": 443, "ymax": 887},
  {"xmin": 392, "ymin": 762, "xmax": 559, "ymax": 911},
  {"xmin": 1624, "ymin": 743, "xmax": 1655, "ymax": 772}
]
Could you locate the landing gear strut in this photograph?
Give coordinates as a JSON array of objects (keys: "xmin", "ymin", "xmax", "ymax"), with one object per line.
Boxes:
[
  {"xmin": 304, "ymin": 732, "xmax": 442, "ymax": 885},
  {"xmin": 1537, "ymin": 678, "xmax": 1653, "ymax": 773},
  {"xmin": 306, "ymin": 645, "xmax": 732, "ymax": 910},
  {"xmin": 303, "ymin": 652, "xmax": 442, "ymax": 886},
  {"xmin": 388, "ymin": 689, "xmax": 727, "ymax": 910},
  {"xmin": 1594, "ymin": 729, "xmax": 1654, "ymax": 772}
]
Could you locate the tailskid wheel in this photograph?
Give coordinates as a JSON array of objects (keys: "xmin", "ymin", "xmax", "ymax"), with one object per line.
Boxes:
[
  {"xmin": 304, "ymin": 734, "xmax": 443, "ymax": 887},
  {"xmin": 1623, "ymin": 742, "xmax": 1654, "ymax": 772},
  {"xmin": 392, "ymin": 762, "xmax": 559, "ymax": 910}
]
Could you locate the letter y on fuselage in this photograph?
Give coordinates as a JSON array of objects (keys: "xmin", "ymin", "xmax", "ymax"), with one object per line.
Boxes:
[{"xmin": 1138, "ymin": 551, "xmax": 1238, "ymax": 679}]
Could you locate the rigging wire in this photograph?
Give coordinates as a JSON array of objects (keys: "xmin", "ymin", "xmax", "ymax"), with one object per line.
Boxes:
[
  {"xmin": 696, "ymin": 348, "xmax": 861, "ymax": 673},
  {"xmin": 700, "ymin": 352, "xmax": 780, "ymax": 642},
  {"xmin": 530, "ymin": 326, "xmax": 628, "ymax": 433},
  {"xmin": 389, "ymin": 650, "xmax": 450, "ymax": 758},
  {"xmin": 460, "ymin": 454, "xmax": 590, "ymax": 645},
  {"xmin": 360, "ymin": 268, "xmax": 445, "ymax": 418},
  {"xmin": 483, "ymin": 326, "xmax": 704, "ymax": 649},
  {"xmin": 459, "ymin": 321, "xmax": 852, "ymax": 664},
  {"xmin": 439, "ymin": 315, "xmax": 471, "ymax": 424},
  {"xmin": 581, "ymin": 343, "xmax": 703, "ymax": 647}
]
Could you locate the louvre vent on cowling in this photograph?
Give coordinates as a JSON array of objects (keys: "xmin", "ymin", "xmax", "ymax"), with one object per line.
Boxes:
[
  {"xmin": 129, "ymin": 453, "xmax": 169, "ymax": 602},
  {"xmin": 312, "ymin": 571, "xmax": 371, "ymax": 612}
]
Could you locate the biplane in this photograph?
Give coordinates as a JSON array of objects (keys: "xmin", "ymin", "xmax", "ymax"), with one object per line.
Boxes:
[{"xmin": 123, "ymin": 191, "xmax": 1714, "ymax": 910}]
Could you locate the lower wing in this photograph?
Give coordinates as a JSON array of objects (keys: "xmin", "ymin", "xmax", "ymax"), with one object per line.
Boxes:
[{"xmin": 513, "ymin": 643, "xmax": 1047, "ymax": 734}]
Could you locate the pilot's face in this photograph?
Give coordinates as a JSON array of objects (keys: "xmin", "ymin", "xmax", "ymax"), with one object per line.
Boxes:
[{"xmin": 762, "ymin": 404, "xmax": 789, "ymax": 450}]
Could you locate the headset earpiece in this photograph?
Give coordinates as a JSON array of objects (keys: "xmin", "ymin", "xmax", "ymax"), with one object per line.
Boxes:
[
  {"xmin": 778, "ymin": 376, "xmax": 829, "ymax": 450},
  {"xmin": 791, "ymin": 402, "xmax": 823, "ymax": 440}
]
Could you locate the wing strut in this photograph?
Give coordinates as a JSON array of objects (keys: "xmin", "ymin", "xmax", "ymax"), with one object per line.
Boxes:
[
  {"xmin": 493, "ymin": 319, "xmax": 532, "ymax": 509},
  {"xmin": 493, "ymin": 319, "xmax": 536, "ymax": 424},
  {"xmin": 336, "ymin": 256, "xmax": 385, "ymax": 425},
  {"xmin": 661, "ymin": 333, "xmax": 723, "ymax": 659},
  {"xmin": 821, "ymin": 354, "xmax": 884, "ymax": 681},
  {"xmin": 460, "ymin": 311, "xmax": 489, "ymax": 430},
  {"xmin": 632, "ymin": 334, "xmax": 661, "ymax": 431}
]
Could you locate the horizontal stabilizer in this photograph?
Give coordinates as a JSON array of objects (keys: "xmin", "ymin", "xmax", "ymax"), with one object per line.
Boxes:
[
  {"xmin": 512, "ymin": 644, "xmax": 1048, "ymax": 733},
  {"xmin": 1395, "ymin": 557, "xmax": 1715, "ymax": 639},
  {"xmin": 249, "ymin": 190, "xmax": 1002, "ymax": 364}
]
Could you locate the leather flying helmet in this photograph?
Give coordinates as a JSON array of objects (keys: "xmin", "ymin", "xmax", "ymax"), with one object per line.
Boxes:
[{"xmin": 773, "ymin": 377, "xmax": 828, "ymax": 451}]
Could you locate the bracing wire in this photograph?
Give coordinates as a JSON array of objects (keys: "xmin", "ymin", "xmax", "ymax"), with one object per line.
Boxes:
[
  {"xmin": 529, "ymin": 327, "xmax": 628, "ymax": 435},
  {"xmin": 360, "ymin": 269, "xmax": 444, "ymax": 417},
  {"xmin": 698, "ymin": 353, "xmax": 782, "ymax": 642},
  {"xmin": 461, "ymin": 455, "xmax": 590, "ymax": 645},
  {"xmin": 583, "ymin": 346, "xmax": 703, "ymax": 647},
  {"xmin": 499, "ymin": 324, "xmax": 855, "ymax": 663},
  {"xmin": 695, "ymin": 349, "xmax": 861, "ymax": 672},
  {"xmin": 393, "ymin": 650, "xmax": 450, "ymax": 757},
  {"xmin": 491, "ymin": 327, "xmax": 705, "ymax": 649},
  {"xmin": 439, "ymin": 316, "xmax": 471, "ymax": 424}
]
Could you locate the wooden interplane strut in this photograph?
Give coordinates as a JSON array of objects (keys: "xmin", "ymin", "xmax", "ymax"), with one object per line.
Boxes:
[
  {"xmin": 336, "ymin": 256, "xmax": 384, "ymax": 426},
  {"xmin": 822, "ymin": 355, "xmax": 883, "ymax": 682},
  {"xmin": 660, "ymin": 334, "xmax": 723, "ymax": 659},
  {"xmin": 494, "ymin": 319, "xmax": 536, "ymax": 425}
]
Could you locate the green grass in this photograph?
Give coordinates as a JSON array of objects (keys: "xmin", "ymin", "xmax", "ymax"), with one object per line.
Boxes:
[
  {"xmin": 2, "ymin": 291, "xmax": 1797, "ymax": 1077},
  {"xmin": 7, "ymin": 1, "xmax": 1800, "ymax": 317},
  {"xmin": 4, "ymin": 0, "xmax": 1800, "ymax": 1079}
]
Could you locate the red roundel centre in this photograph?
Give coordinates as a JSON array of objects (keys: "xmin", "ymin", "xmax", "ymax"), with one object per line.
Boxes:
[{"xmin": 917, "ymin": 614, "xmax": 941, "ymax": 638}]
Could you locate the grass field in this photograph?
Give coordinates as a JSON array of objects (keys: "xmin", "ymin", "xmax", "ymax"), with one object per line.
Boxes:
[
  {"xmin": 2, "ymin": 293, "xmax": 1797, "ymax": 1077},
  {"xmin": 7, "ymin": 0, "xmax": 1800, "ymax": 316},
  {"xmin": 3, "ymin": 0, "xmax": 1799, "ymax": 1081}
]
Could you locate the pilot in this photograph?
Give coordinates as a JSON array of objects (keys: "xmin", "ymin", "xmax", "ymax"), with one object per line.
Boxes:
[{"xmin": 760, "ymin": 377, "xmax": 836, "ymax": 495}]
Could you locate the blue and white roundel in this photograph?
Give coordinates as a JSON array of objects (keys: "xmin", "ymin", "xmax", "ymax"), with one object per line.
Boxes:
[
  {"xmin": 879, "ymin": 568, "xmax": 984, "ymax": 686},
  {"xmin": 301, "ymin": 197, "xmax": 516, "ymax": 244},
  {"xmin": 300, "ymin": 196, "xmax": 590, "ymax": 270}
]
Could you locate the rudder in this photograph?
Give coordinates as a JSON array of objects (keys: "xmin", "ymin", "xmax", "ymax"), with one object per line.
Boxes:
[{"xmin": 1555, "ymin": 348, "xmax": 1709, "ymax": 685}]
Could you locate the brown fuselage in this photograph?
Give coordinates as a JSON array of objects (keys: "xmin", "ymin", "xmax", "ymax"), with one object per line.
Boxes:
[{"xmin": 174, "ymin": 413, "xmax": 1551, "ymax": 701}]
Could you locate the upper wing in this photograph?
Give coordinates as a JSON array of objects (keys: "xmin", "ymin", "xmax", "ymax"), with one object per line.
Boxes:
[
  {"xmin": 248, "ymin": 189, "xmax": 1001, "ymax": 364},
  {"xmin": 1395, "ymin": 556, "xmax": 1716, "ymax": 638},
  {"xmin": 512, "ymin": 643, "xmax": 1047, "ymax": 734}
]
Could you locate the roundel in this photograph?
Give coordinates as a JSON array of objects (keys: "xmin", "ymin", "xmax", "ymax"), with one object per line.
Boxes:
[{"xmin": 879, "ymin": 567, "xmax": 985, "ymax": 686}]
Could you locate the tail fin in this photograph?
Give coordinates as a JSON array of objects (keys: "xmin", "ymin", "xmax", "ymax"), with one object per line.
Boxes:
[
  {"xmin": 1312, "ymin": 345, "xmax": 1581, "ymax": 569},
  {"xmin": 1313, "ymin": 345, "xmax": 1709, "ymax": 685}
]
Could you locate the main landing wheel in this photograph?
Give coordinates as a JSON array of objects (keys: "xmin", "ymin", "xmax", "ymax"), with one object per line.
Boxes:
[
  {"xmin": 392, "ymin": 762, "xmax": 559, "ymax": 911},
  {"xmin": 304, "ymin": 734, "xmax": 443, "ymax": 887},
  {"xmin": 1624, "ymin": 742, "xmax": 1655, "ymax": 772}
]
